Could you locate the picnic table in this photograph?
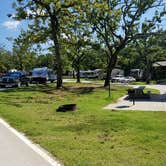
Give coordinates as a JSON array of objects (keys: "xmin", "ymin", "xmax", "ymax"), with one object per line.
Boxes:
[{"xmin": 128, "ymin": 86, "xmax": 151, "ymax": 99}]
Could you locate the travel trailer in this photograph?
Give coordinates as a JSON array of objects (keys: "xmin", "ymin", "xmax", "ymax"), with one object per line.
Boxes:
[
  {"xmin": 130, "ymin": 69, "xmax": 143, "ymax": 80},
  {"xmin": 111, "ymin": 68, "xmax": 124, "ymax": 78},
  {"xmin": 80, "ymin": 69, "xmax": 103, "ymax": 79},
  {"xmin": 31, "ymin": 67, "xmax": 56, "ymax": 83}
]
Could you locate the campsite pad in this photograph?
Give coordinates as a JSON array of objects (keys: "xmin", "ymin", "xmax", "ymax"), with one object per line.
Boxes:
[{"xmin": 104, "ymin": 93, "xmax": 166, "ymax": 111}]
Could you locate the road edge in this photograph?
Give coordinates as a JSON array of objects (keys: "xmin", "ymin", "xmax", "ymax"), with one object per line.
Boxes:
[{"xmin": 0, "ymin": 118, "xmax": 62, "ymax": 166}]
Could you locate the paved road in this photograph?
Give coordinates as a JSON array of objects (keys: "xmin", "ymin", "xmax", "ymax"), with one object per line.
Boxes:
[{"xmin": 0, "ymin": 119, "xmax": 61, "ymax": 166}]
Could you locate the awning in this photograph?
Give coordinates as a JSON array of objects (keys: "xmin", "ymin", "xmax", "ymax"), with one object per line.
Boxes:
[{"xmin": 153, "ymin": 61, "xmax": 166, "ymax": 67}]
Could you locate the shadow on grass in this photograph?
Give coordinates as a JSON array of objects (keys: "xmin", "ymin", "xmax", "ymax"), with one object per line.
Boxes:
[
  {"xmin": 0, "ymin": 98, "xmax": 22, "ymax": 107},
  {"xmin": 0, "ymin": 83, "xmax": 127, "ymax": 96},
  {"xmin": 0, "ymin": 84, "xmax": 56, "ymax": 94},
  {"xmin": 1, "ymin": 84, "xmax": 97, "ymax": 94},
  {"xmin": 63, "ymin": 86, "xmax": 95, "ymax": 95}
]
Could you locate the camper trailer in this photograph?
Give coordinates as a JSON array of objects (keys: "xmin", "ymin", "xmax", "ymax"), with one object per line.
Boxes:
[
  {"xmin": 111, "ymin": 68, "xmax": 124, "ymax": 78},
  {"xmin": 130, "ymin": 69, "xmax": 143, "ymax": 80},
  {"xmin": 80, "ymin": 69, "xmax": 103, "ymax": 79},
  {"xmin": 31, "ymin": 67, "xmax": 56, "ymax": 83}
]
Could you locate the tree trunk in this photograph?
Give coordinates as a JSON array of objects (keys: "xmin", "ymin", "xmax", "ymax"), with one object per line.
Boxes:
[
  {"xmin": 104, "ymin": 40, "xmax": 127, "ymax": 87},
  {"xmin": 50, "ymin": 16, "xmax": 62, "ymax": 89},
  {"xmin": 18, "ymin": 56, "xmax": 23, "ymax": 71},
  {"xmin": 76, "ymin": 64, "xmax": 80, "ymax": 83},
  {"xmin": 19, "ymin": 62, "xmax": 23, "ymax": 71},
  {"xmin": 72, "ymin": 70, "xmax": 75, "ymax": 78},
  {"xmin": 145, "ymin": 57, "xmax": 151, "ymax": 84},
  {"xmin": 54, "ymin": 36, "xmax": 62, "ymax": 88},
  {"xmin": 104, "ymin": 54, "xmax": 118, "ymax": 87}
]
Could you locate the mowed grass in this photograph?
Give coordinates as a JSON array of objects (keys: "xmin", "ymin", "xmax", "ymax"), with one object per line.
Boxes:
[{"xmin": 0, "ymin": 83, "xmax": 165, "ymax": 166}]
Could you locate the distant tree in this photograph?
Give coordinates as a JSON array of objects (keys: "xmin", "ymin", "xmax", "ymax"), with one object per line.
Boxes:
[
  {"xmin": 118, "ymin": 30, "xmax": 166, "ymax": 80},
  {"xmin": 134, "ymin": 29, "xmax": 166, "ymax": 82},
  {"xmin": 62, "ymin": 16, "xmax": 91, "ymax": 83},
  {"xmin": 35, "ymin": 53, "xmax": 54, "ymax": 69},
  {"xmin": 12, "ymin": 31, "xmax": 36, "ymax": 71},
  {"xmin": 84, "ymin": 0, "xmax": 166, "ymax": 86},
  {"xmin": 81, "ymin": 48, "xmax": 107, "ymax": 70},
  {"xmin": 118, "ymin": 44, "xmax": 140, "ymax": 74},
  {"xmin": 0, "ymin": 47, "xmax": 13, "ymax": 72}
]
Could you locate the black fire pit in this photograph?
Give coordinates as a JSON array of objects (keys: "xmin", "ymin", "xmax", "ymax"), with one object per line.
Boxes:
[{"xmin": 56, "ymin": 104, "xmax": 77, "ymax": 112}]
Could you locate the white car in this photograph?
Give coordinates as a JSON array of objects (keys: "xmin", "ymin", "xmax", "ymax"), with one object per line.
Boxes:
[
  {"xmin": 111, "ymin": 75, "xmax": 136, "ymax": 83},
  {"xmin": 111, "ymin": 75, "xmax": 126, "ymax": 83},
  {"xmin": 125, "ymin": 76, "xmax": 136, "ymax": 82}
]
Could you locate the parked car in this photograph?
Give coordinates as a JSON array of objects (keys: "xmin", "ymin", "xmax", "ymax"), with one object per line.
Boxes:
[
  {"xmin": 111, "ymin": 75, "xmax": 136, "ymax": 83},
  {"xmin": 31, "ymin": 67, "xmax": 56, "ymax": 84},
  {"xmin": 125, "ymin": 76, "xmax": 136, "ymax": 82},
  {"xmin": 0, "ymin": 71, "xmax": 30, "ymax": 88},
  {"xmin": 111, "ymin": 75, "xmax": 125, "ymax": 83}
]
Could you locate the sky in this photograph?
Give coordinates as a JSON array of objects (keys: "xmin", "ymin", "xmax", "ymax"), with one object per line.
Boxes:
[
  {"xmin": 0, "ymin": 0, "xmax": 166, "ymax": 52},
  {"xmin": 0, "ymin": 0, "xmax": 28, "ymax": 50}
]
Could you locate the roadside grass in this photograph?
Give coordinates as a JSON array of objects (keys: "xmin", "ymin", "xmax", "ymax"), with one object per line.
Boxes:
[
  {"xmin": 0, "ymin": 83, "xmax": 165, "ymax": 166},
  {"xmin": 144, "ymin": 88, "xmax": 160, "ymax": 94},
  {"xmin": 131, "ymin": 81, "xmax": 156, "ymax": 85}
]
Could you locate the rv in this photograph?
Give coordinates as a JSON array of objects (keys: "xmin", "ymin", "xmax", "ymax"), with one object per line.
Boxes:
[
  {"xmin": 80, "ymin": 69, "xmax": 103, "ymax": 79},
  {"xmin": 111, "ymin": 68, "xmax": 124, "ymax": 78},
  {"xmin": 31, "ymin": 67, "xmax": 56, "ymax": 83},
  {"xmin": 130, "ymin": 69, "xmax": 143, "ymax": 80}
]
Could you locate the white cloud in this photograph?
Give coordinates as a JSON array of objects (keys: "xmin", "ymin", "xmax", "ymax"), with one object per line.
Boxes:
[{"xmin": 2, "ymin": 20, "xmax": 20, "ymax": 29}]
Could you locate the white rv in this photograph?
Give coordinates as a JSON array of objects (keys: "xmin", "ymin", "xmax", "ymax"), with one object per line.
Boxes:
[
  {"xmin": 130, "ymin": 69, "xmax": 143, "ymax": 80},
  {"xmin": 80, "ymin": 69, "xmax": 103, "ymax": 79}
]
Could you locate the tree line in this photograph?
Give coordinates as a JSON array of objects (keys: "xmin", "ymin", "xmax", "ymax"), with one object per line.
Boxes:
[{"xmin": 2, "ymin": 0, "xmax": 166, "ymax": 88}]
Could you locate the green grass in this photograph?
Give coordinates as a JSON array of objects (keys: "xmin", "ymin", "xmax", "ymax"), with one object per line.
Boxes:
[
  {"xmin": 131, "ymin": 81, "xmax": 157, "ymax": 85},
  {"xmin": 144, "ymin": 88, "xmax": 160, "ymax": 94},
  {"xmin": 0, "ymin": 83, "xmax": 165, "ymax": 166}
]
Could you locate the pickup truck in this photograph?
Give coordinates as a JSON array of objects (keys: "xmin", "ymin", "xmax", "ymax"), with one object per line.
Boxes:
[{"xmin": 0, "ymin": 71, "xmax": 30, "ymax": 88}]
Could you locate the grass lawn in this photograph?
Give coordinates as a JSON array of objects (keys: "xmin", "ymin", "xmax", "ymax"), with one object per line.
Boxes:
[
  {"xmin": 131, "ymin": 81, "xmax": 157, "ymax": 85},
  {"xmin": 0, "ymin": 83, "xmax": 165, "ymax": 166}
]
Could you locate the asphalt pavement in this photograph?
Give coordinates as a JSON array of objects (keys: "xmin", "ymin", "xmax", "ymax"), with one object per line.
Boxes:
[{"xmin": 0, "ymin": 119, "xmax": 61, "ymax": 166}]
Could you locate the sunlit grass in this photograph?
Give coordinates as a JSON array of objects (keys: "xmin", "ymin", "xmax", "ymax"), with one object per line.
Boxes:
[{"xmin": 0, "ymin": 83, "xmax": 165, "ymax": 166}]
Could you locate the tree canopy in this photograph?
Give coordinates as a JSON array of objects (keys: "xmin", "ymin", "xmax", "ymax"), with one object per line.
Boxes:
[{"xmin": 5, "ymin": 0, "xmax": 165, "ymax": 86}]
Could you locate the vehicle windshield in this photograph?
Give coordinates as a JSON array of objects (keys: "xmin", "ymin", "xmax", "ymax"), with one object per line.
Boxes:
[{"xmin": 6, "ymin": 72, "xmax": 23, "ymax": 79}]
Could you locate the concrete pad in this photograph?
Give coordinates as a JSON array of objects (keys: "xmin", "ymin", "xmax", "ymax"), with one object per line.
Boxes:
[
  {"xmin": 104, "ymin": 95, "xmax": 166, "ymax": 111},
  {"xmin": 104, "ymin": 85, "xmax": 166, "ymax": 111}
]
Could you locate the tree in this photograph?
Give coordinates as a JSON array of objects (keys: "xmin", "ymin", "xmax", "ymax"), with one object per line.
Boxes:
[
  {"xmin": 81, "ymin": 46, "xmax": 107, "ymax": 71},
  {"xmin": 12, "ymin": 31, "xmax": 36, "ymax": 71},
  {"xmin": 118, "ymin": 29, "xmax": 166, "ymax": 81},
  {"xmin": 13, "ymin": 0, "xmax": 78, "ymax": 88},
  {"xmin": 84, "ymin": 0, "xmax": 166, "ymax": 86},
  {"xmin": 0, "ymin": 47, "xmax": 13, "ymax": 72},
  {"xmin": 134, "ymin": 29, "xmax": 166, "ymax": 82},
  {"xmin": 64, "ymin": 25, "xmax": 91, "ymax": 83}
]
